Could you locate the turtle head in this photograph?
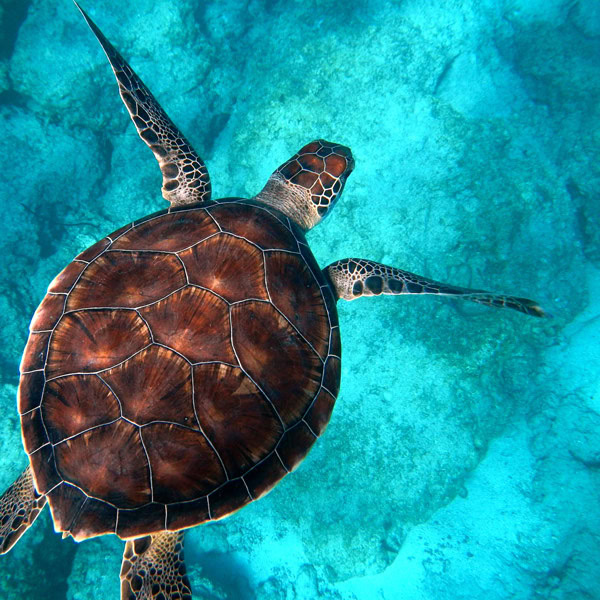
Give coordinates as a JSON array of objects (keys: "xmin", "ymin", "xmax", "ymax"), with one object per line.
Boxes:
[{"xmin": 254, "ymin": 140, "xmax": 354, "ymax": 231}]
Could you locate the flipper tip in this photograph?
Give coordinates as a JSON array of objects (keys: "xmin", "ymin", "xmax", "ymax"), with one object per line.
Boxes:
[{"xmin": 524, "ymin": 301, "xmax": 548, "ymax": 318}]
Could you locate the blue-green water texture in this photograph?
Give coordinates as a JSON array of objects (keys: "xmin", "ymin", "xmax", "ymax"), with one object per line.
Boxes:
[{"xmin": 0, "ymin": 0, "xmax": 599, "ymax": 598}]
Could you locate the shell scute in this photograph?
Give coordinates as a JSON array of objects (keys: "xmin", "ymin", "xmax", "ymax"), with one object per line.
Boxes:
[
  {"xmin": 265, "ymin": 251, "xmax": 330, "ymax": 357},
  {"xmin": 54, "ymin": 419, "xmax": 151, "ymax": 508},
  {"xmin": 29, "ymin": 293, "xmax": 66, "ymax": 332},
  {"xmin": 66, "ymin": 252, "xmax": 185, "ymax": 310},
  {"xmin": 117, "ymin": 503, "xmax": 165, "ymax": 540},
  {"xmin": 21, "ymin": 408, "xmax": 47, "ymax": 455},
  {"xmin": 47, "ymin": 261, "xmax": 86, "ymax": 293},
  {"xmin": 18, "ymin": 370, "xmax": 45, "ymax": 414},
  {"xmin": 29, "ymin": 444, "xmax": 61, "ymax": 494},
  {"xmin": 42, "ymin": 375, "xmax": 120, "ymax": 444},
  {"xmin": 244, "ymin": 452, "xmax": 288, "ymax": 500},
  {"xmin": 139, "ymin": 287, "xmax": 235, "ymax": 364},
  {"xmin": 47, "ymin": 483, "xmax": 87, "ymax": 533},
  {"xmin": 304, "ymin": 389, "xmax": 336, "ymax": 437},
  {"xmin": 70, "ymin": 496, "xmax": 118, "ymax": 541},
  {"xmin": 166, "ymin": 497, "xmax": 209, "ymax": 532},
  {"xmin": 277, "ymin": 421, "xmax": 317, "ymax": 472},
  {"xmin": 141, "ymin": 423, "xmax": 226, "ymax": 504},
  {"xmin": 19, "ymin": 331, "xmax": 51, "ymax": 373},
  {"xmin": 103, "ymin": 346, "xmax": 193, "ymax": 427},
  {"xmin": 112, "ymin": 209, "xmax": 217, "ymax": 252},
  {"xmin": 179, "ymin": 233, "xmax": 268, "ymax": 303},
  {"xmin": 193, "ymin": 363, "xmax": 283, "ymax": 478},
  {"xmin": 46, "ymin": 310, "xmax": 151, "ymax": 378},
  {"xmin": 209, "ymin": 202, "xmax": 298, "ymax": 251},
  {"xmin": 209, "ymin": 479, "xmax": 251, "ymax": 520},
  {"xmin": 323, "ymin": 355, "xmax": 341, "ymax": 397},
  {"xmin": 231, "ymin": 301, "xmax": 323, "ymax": 428},
  {"xmin": 76, "ymin": 237, "xmax": 111, "ymax": 262}
]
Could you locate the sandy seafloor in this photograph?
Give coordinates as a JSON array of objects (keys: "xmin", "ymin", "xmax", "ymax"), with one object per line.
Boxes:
[{"xmin": 0, "ymin": 0, "xmax": 598, "ymax": 598}]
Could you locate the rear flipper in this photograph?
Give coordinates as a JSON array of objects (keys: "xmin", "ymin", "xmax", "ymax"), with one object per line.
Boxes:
[
  {"xmin": 120, "ymin": 531, "xmax": 192, "ymax": 600},
  {"xmin": 0, "ymin": 466, "xmax": 47, "ymax": 554},
  {"xmin": 325, "ymin": 258, "xmax": 545, "ymax": 317}
]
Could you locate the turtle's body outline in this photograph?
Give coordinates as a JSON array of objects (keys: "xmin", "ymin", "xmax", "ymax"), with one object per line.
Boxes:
[
  {"xmin": 19, "ymin": 195, "xmax": 342, "ymax": 542},
  {"xmin": 0, "ymin": 3, "xmax": 544, "ymax": 599}
]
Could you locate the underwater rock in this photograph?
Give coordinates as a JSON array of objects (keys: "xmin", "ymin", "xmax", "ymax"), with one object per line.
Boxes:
[
  {"xmin": 66, "ymin": 536, "xmax": 120, "ymax": 600},
  {"xmin": 0, "ymin": 1, "xmax": 30, "ymax": 61},
  {"xmin": 571, "ymin": 0, "xmax": 600, "ymax": 37},
  {"xmin": 0, "ymin": 60, "xmax": 8, "ymax": 97},
  {"xmin": 9, "ymin": 3, "xmax": 101, "ymax": 124},
  {"xmin": 500, "ymin": 19, "xmax": 600, "ymax": 115},
  {"xmin": 565, "ymin": 405, "xmax": 600, "ymax": 468}
]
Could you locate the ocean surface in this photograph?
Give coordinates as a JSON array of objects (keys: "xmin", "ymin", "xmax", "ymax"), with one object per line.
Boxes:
[{"xmin": 0, "ymin": 0, "xmax": 598, "ymax": 598}]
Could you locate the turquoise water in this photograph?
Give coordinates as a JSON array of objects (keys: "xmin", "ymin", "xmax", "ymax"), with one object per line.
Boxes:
[{"xmin": 0, "ymin": 0, "xmax": 598, "ymax": 598}]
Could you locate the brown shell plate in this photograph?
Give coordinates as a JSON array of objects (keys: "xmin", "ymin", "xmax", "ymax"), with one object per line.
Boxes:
[{"xmin": 18, "ymin": 199, "xmax": 341, "ymax": 541}]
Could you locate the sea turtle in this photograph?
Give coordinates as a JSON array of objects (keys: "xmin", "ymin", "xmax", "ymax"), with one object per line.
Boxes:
[{"xmin": 0, "ymin": 3, "xmax": 545, "ymax": 600}]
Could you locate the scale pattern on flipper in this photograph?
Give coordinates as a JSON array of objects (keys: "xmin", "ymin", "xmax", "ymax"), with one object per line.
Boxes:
[
  {"xmin": 120, "ymin": 531, "xmax": 191, "ymax": 600},
  {"xmin": 326, "ymin": 258, "xmax": 545, "ymax": 317},
  {"xmin": 75, "ymin": 2, "xmax": 211, "ymax": 207},
  {"xmin": 0, "ymin": 467, "xmax": 46, "ymax": 554}
]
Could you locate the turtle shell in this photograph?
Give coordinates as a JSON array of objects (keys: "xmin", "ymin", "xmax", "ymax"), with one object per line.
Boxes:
[{"xmin": 18, "ymin": 199, "xmax": 341, "ymax": 541}]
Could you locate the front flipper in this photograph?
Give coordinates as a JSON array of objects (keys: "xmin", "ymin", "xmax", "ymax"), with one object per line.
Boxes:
[
  {"xmin": 75, "ymin": 2, "xmax": 211, "ymax": 207},
  {"xmin": 0, "ymin": 466, "xmax": 47, "ymax": 554},
  {"xmin": 325, "ymin": 258, "xmax": 545, "ymax": 317},
  {"xmin": 120, "ymin": 531, "xmax": 192, "ymax": 600}
]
